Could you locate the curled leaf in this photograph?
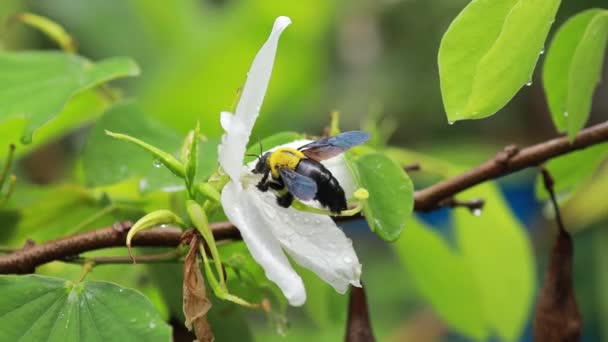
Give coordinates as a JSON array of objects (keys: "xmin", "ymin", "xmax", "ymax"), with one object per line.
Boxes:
[
  {"xmin": 183, "ymin": 232, "xmax": 214, "ymax": 342},
  {"xmin": 106, "ymin": 130, "xmax": 185, "ymax": 178},
  {"xmin": 196, "ymin": 182, "xmax": 222, "ymax": 203},
  {"xmin": 182, "ymin": 122, "xmax": 200, "ymax": 189},
  {"xmin": 14, "ymin": 13, "xmax": 76, "ymax": 53},
  {"xmin": 126, "ymin": 209, "xmax": 184, "ymax": 263}
]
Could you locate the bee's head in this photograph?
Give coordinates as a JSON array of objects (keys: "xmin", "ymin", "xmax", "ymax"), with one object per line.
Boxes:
[{"xmin": 252, "ymin": 152, "xmax": 271, "ymax": 174}]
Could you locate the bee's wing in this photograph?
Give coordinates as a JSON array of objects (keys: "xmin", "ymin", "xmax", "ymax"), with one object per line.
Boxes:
[
  {"xmin": 298, "ymin": 131, "xmax": 371, "ymax": 161},
  {"xmin": 278, "ymin": 168, "xmax": 317, "ymax": 201}
]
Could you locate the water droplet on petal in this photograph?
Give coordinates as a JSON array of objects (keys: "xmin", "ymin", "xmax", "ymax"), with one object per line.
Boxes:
[
  {"xmin": 303, "ymin": 217, "xmax": 310, "ymax": 224},
  {"xmin": 152, "ymin": 159, "xmax": 162, "ymax": 168},
  {"xmin": 343, "ymin": 256, "xmax": 352, "ymax": 264},
  {"xmin": 290, "ymin": 213, "xmax": 299, "ymax": 222},
  {"xmin": 472, "ymin": 208, "xmax": 482, "ymax": 217},
  {"xmin": 314, "ymin": 219, "xmax": 321, "ymax": 225}
]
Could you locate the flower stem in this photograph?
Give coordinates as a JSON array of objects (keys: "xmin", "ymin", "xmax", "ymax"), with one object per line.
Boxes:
[{"xmin": 186, "ymin": 200, "xmax": 226, "ymax": 289}]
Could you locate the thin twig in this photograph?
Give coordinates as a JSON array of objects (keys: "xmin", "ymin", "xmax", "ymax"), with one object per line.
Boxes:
[
  {"xmin": 414, "ymin": 121, "xmax": 608, "ymax": 211},
  {"xmin": 403, "ymin": 163, "xmax": 421, "ymax": 172},
  {"xmin": 437, "ymin": 197, "xmax": 485, "ymax": 215},
  {"xmin": 539, "ymin": 167, "xmax": 566, "ymax": 233}
]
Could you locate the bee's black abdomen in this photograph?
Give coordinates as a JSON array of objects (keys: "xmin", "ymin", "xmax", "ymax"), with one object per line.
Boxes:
[{"xmin": 295, "ymin": 159, "xmax": 347, "ymax": 213}]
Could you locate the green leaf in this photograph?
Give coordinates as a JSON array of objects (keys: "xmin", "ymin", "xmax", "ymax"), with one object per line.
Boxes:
[
  {"xmin": 351, "ymin": 153, "xmax": 413, "ymax": 241},
  {"xmin": 0, "ymin": 275, "xmax": 171, "ymax": 341},
  {"xmin": 543, "ymin": 9, "xmax": 608, "ymax": 139},
  {"xmin": 395, "ymin": 218, "xmax": 487, "ymax": 340},
  {"xmin": 439, "ymin": 0, "xmax": 560, "ymax": 122},
  {"xmin": 535, "ymin": 143, "xmax": 608, "ymax": 199},
  {"xmin": 453, "ymin": 184, "xmax": 535, "ymax": 341},
  {"xmin": 0, "ymin": 90, "xmax": 110, "ymax": 160},
  {"xmin": 0, "ymin": 51, "xmax": 139, "ymax": 142},
  {"xmin": 82, "ymin": 102, "xmax": 219, "ymax": 192}
]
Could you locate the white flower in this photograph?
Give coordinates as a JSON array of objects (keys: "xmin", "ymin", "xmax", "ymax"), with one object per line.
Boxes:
[{"xmin": 218, "ymin": 16, "xmax": 362, "ymax": 306}]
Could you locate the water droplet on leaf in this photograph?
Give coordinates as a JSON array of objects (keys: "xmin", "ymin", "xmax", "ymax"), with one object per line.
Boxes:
[
  {"xmin": 152, "ymin": 159, "xmax": 162, "ymax": 168},
  {"xmin": 564, "ymin": 111, "xmax": 569, "ymax": 117},
  {"xmin": 526, "ymin": 81, "xmax": 533, "ymax": 86},
  {"xmin": 20, "ymin": 131, "xmax": 33, "ymax": 144},
  {"xmin": 540, "ymin": 48, "xmax": 545, "ymax": 55},
  {"xmin": 448, "ymin": 121, "xmax": 454, "ymax": 125},
  {"xmin": 472, "ymin": 208, "xmax": 482, "ymax": 217}
]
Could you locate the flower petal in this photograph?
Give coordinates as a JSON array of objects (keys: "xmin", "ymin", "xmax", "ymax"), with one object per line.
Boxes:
[
  {"xmin": 268, "ymin": 205, "xmax": 362, "ymax": 294},
  {"xmin": 221, "ymin": 181, "xmax": 306, "ymax": 306},
  {"xmin": 231, "ymin": 172, "xmax": 362, "ymax": 293},
  {"xmin": 322, "ymin": 154, "xmax": 357, "ymax": 199},
  {"xmin": 218, "ymin": 17, "xmax": 291, "ymax": 185}
]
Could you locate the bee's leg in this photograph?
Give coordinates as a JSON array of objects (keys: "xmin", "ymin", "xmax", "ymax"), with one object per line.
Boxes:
[
  {"xmin": 268, "ymin": 181, "xmax": 284, "ymax": 191},
  {"xmin": 276, "ymin": 192, "xmax": 294, "ymax": 208},
  {"xmin": 256, "ymin": 171, "xmax": 270, "ymax": 192}
]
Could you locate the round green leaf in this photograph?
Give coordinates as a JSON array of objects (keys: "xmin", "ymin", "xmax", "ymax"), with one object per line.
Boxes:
[
  {"xmin": 395, "ymin": 218, "xmax": 487, "ymax": 340},
  {"xmin": 0, "ymin": 274, "xmax": 171, "ymax": 342},
  {"xmin": 0, "ymin": 52, "xmax": 139, "ymax": 143},
  {"xmin": 543, "ymin": 9, "xmax": 608, "ymax": 140},
  {"xmin": 453, "ymin": 184, "xmax": 535, "ymax": 341},
  {"xmin": 352, "ymin": 153, "xmax": 413, "ymax": 241},
  {"xmin": 439, "ymin": 0, "xmax": 560, "ymax": 122}
]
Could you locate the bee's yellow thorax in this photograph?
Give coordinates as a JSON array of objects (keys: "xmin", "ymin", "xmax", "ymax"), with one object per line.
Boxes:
[{"xmin": 269, "ymin": 147, "xmax": 305, "ymax": 178}]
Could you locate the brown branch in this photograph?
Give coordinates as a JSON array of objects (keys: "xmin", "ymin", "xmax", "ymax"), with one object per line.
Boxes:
[
  {"xmin": 0, "ymin": 221, "xmax": 240, "ymax": 274},
  {"xmin": 1, "ymin": 121, "xmax": 608, "ymax": 272},
  {"xmin": 414, "ymin": 121, "xmax": 608, "ymax": 211}
]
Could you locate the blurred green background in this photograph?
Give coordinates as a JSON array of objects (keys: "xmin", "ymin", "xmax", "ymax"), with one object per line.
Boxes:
[{"xmin": 1, "ymin": 0, "xmax": 608, "ymax": 341}]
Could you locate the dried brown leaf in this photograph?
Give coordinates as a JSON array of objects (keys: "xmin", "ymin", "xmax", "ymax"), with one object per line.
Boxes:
[
  {"xmin": 183, "ymin": 233, "xmax": 214, "ymax": 342},
  {"xmin": 533, "ymin": 228, "xmax": 582, "ymax": 341},
  {"xmin": 345, "ymin": 285, "xmax": 376, "ymax": 342},
  {"xmin": 534, "ymin": 167, "xmax": 582, "ymax": 341}
]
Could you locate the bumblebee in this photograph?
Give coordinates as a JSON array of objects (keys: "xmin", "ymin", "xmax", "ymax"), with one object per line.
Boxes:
[{"xmin": 251, "ymin": 131, "xmax": 370, "ymax": 213}]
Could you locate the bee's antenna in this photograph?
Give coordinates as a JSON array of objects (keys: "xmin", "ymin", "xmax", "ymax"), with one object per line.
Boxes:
[
  {"xmin": 245, "ymin": 153, "xmax": 260, "ymax": 160},
  {"xmin": 257, "ymin": 136, "xmax": 263, "ymax": 157}
]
